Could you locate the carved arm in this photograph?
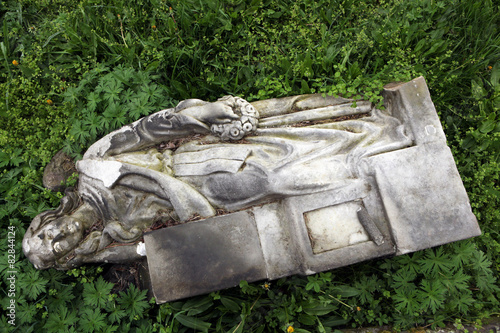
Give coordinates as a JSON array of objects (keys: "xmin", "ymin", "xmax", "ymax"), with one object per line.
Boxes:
[{"xmin": 82, "ymin": 99, "xmax": 232, "ymax": 159}]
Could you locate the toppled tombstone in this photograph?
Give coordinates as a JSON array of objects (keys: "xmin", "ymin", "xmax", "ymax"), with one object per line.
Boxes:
[{"xmin": 23, "ymin": 77, "xmax": 480, "ymax": 303}]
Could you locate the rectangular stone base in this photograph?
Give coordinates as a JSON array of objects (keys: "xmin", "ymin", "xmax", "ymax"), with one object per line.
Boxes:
[{"xmin": 145, "ymin": 181, "xmax": 397, "ymax": 303}]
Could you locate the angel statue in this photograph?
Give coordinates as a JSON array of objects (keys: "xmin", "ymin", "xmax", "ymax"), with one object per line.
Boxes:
[{"xmin": 23, "ymin": 93, "xmax": 412, "ymax": 269}]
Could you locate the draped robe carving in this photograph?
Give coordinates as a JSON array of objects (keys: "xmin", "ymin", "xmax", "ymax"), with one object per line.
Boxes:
[{"xmin": 23, "ymin": 94, "xmax": 412, "ymax": 269}]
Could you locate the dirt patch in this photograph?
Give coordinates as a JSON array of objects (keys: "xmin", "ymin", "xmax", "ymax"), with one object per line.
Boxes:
[
  {"xmin": 102, "ymin": 260, "xmax": 147, "ymax": 294},
  {"xmin": 290, "ymin": 112, "xmax": 370, "ymax": 127}
]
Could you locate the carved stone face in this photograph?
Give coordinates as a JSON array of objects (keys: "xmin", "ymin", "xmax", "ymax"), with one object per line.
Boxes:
[{"xmin": 25, "ymin": 216, "xmax": 84, "ymax": 269}]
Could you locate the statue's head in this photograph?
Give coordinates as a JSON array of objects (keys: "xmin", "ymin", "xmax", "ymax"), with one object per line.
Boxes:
[
  {"xmin": 23, "ymin": 189, "xmax": 85, "ymax": 269},
  {"xmin": 211, "ymin": 96, "xmax": 259, "ymax": 141}
]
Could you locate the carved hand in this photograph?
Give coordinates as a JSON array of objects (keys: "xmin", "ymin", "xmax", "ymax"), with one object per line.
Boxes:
[{"xmin": 178, "ymin": 101, "xmax": 240, "ymax": 124}]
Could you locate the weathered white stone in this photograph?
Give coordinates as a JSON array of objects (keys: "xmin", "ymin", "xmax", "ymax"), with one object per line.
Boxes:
[
  {"xmin": 259, "ymin": 101, "xmax": 371, "ymax": 127},
  {"xmin": 136, "ymin": 242, "xmax": 146, "ymax": 256},
  {"xmin": 144, "ymin": 211, "xmax": 266, "ymax": 303},
  {"xmin": 253, "ymin": 202, "xmax": 301, "ymax": 280},
  {"xmin": 369, "ymin": 143, "xmax": 480, "ymax": 254},
  {"xmin": 23, "ymin": 77, "xmax": 480, "ymax": 304},
  {"xmin": 76, "ymin": 160, "xmax": 123, "ymax": 187},
  {"xmin": 304, "ymin": 202, "xmax": 369, "ymax": 254},
  {"xmin": 173, "ymin": 146, "xmax": 251, "ymax": 176}
]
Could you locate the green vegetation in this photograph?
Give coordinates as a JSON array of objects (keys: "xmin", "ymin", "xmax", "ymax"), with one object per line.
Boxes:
[{"xmin": 1, "ymin": 0, "xmax": 499, "ymax": 331}]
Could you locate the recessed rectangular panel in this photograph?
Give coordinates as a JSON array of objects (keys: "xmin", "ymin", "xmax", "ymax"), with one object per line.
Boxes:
[{"xmin": 304, "ymin": 202, "xmax": 369, "ymax": 254}]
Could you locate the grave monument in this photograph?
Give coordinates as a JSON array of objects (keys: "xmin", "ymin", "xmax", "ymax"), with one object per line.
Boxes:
[{"xmin": 23, "ymin": 77, "xmax": 480, "ymax": 303}]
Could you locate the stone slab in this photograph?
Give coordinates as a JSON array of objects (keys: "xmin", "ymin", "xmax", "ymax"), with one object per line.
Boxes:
[
  {"xmin": 144, "ymin": 211, "xmax": 267, "ymax": 303},
  {"xmin": 370, "ymin": 143, "xmax": 481, "ymax": 254}
]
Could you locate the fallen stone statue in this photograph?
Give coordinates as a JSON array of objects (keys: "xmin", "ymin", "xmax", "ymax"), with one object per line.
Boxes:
[{"xmin": 23, "ymin": 77, "xmax": 480, "ymax": 303}]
